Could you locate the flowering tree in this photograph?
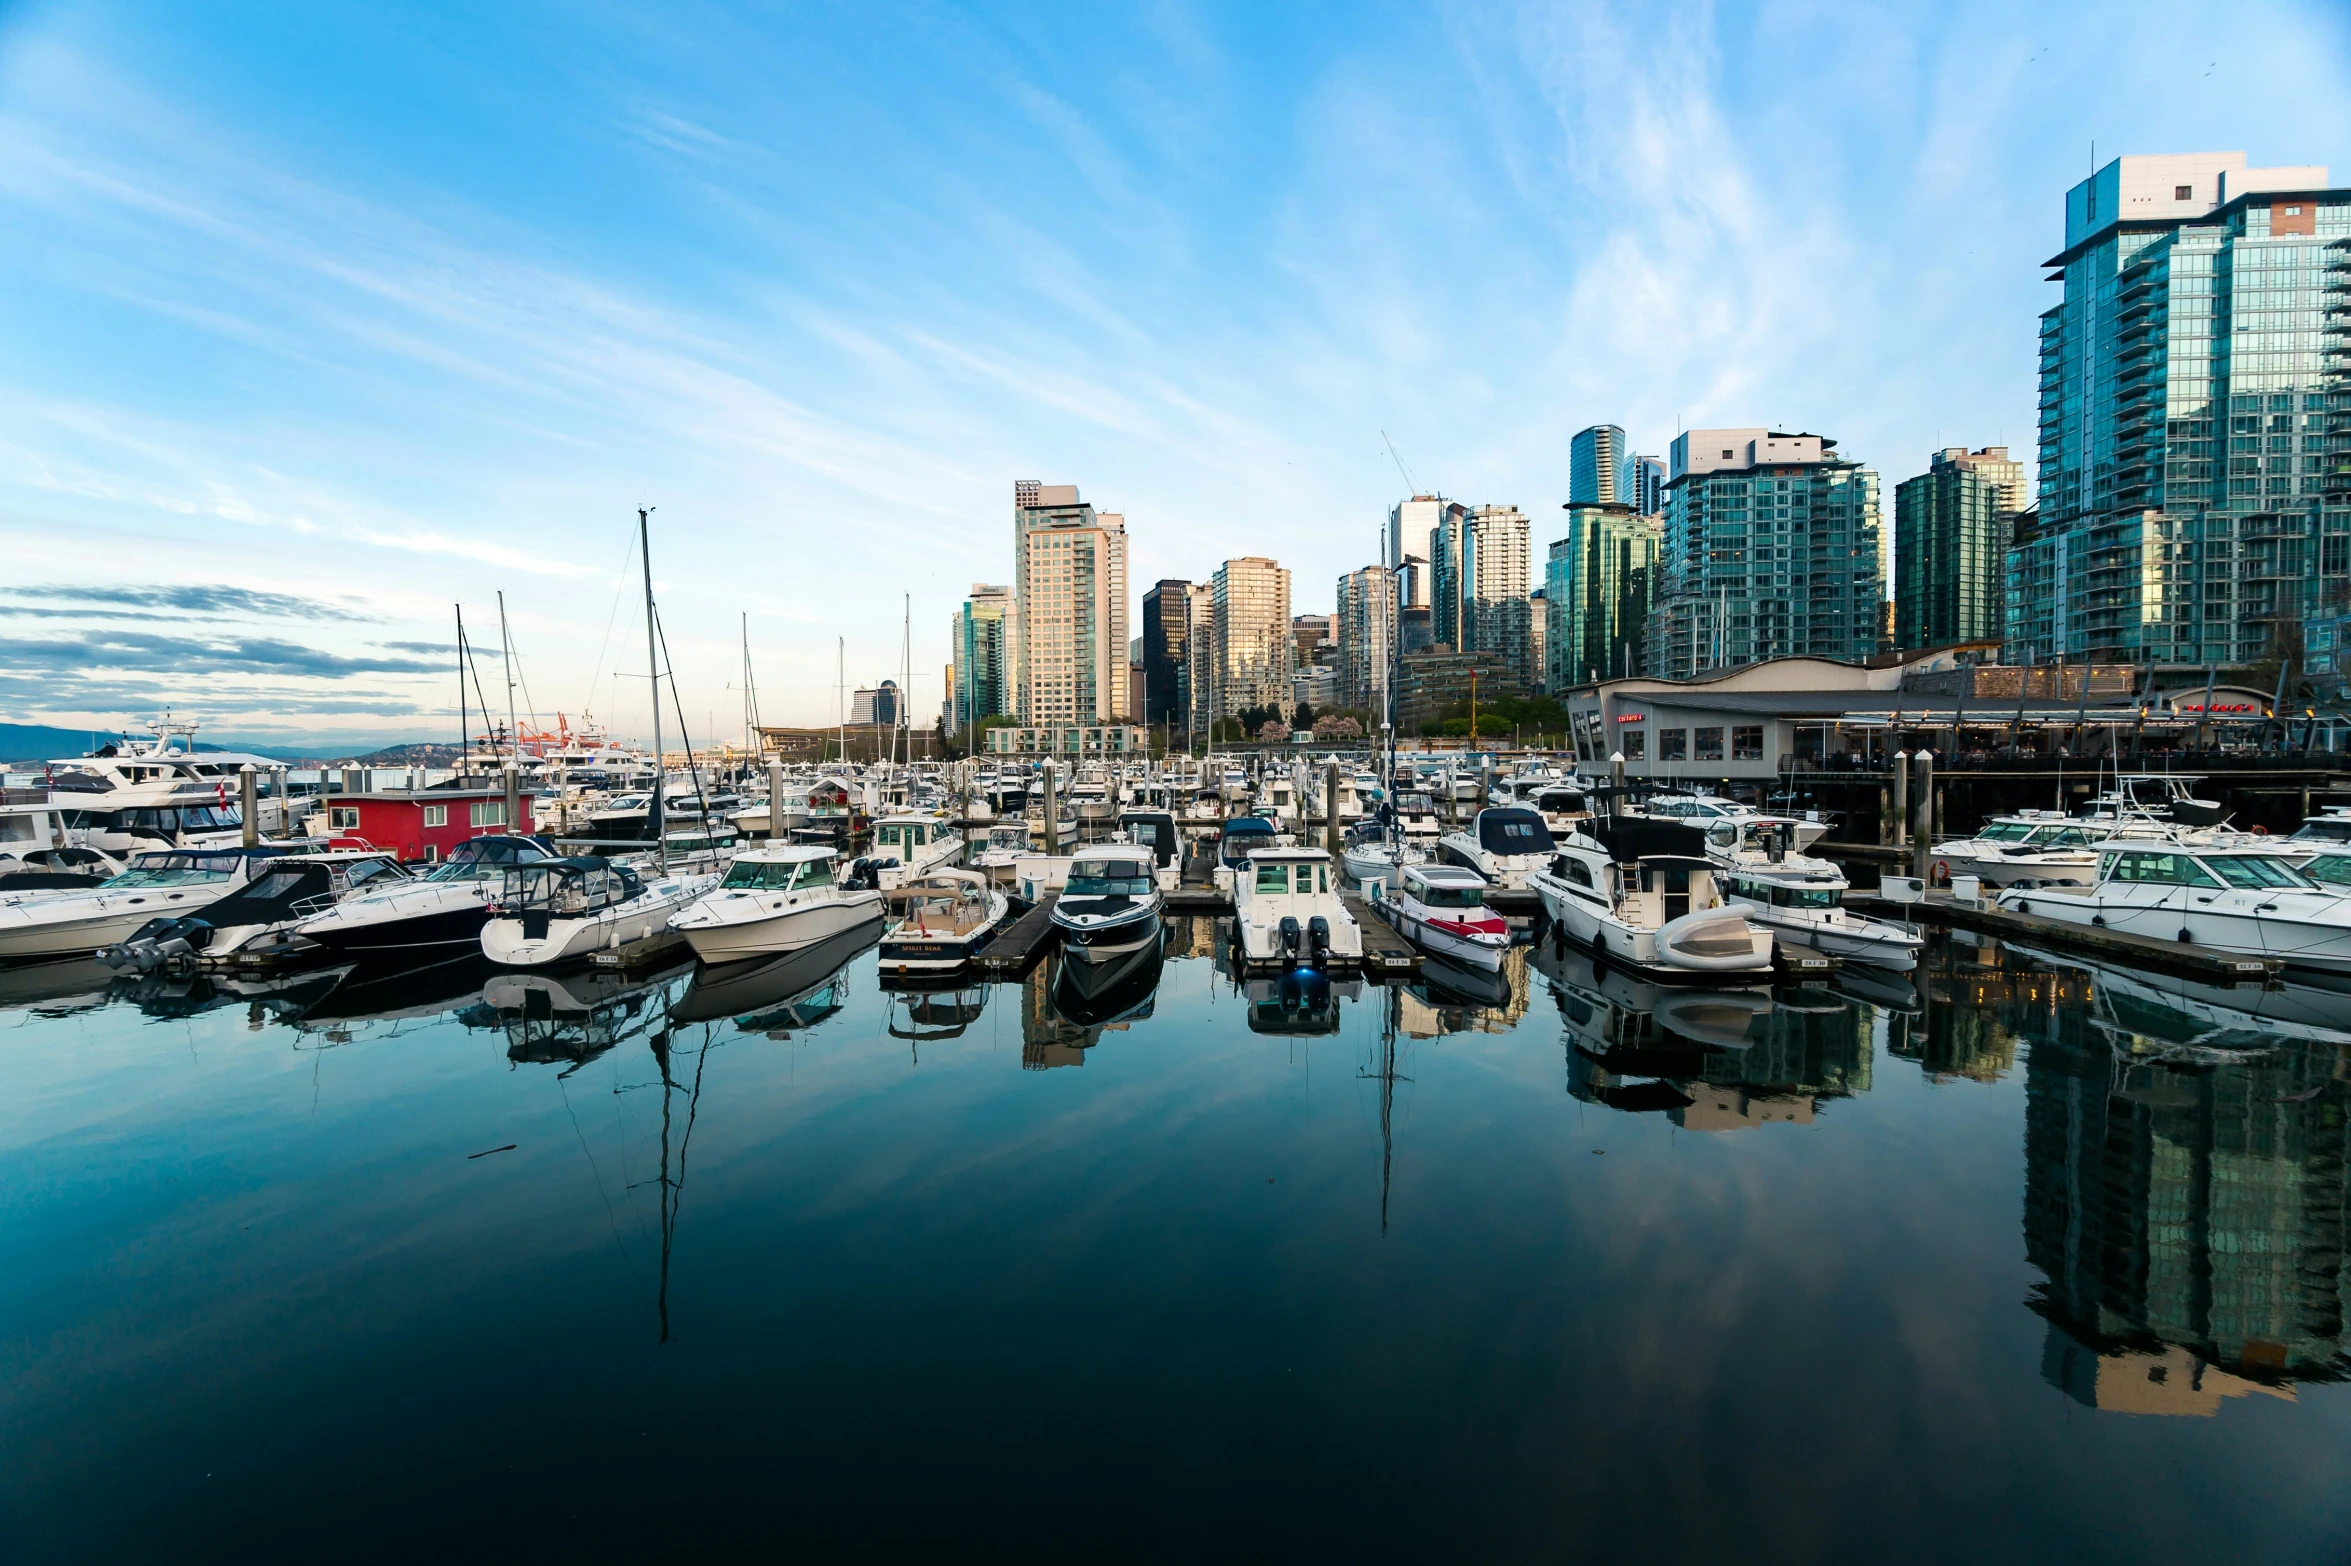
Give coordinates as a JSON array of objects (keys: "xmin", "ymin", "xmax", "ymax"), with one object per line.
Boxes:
[
  {"xmin": 1255, "ymin": 719, "xmax": 1291, "ymax": 743},
  {"xmin": 1312, "ymin": 714, "xmax": 1363, "ymax": 739}
]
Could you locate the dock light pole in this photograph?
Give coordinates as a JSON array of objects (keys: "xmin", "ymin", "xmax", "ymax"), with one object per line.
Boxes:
[
  {"xmin": 240, "ymin": 764, "xmax": 258, "ymax": 850},
  {"xmin": 1912, "ymin": 750, "xmax": 1934, "ymax": 883}
]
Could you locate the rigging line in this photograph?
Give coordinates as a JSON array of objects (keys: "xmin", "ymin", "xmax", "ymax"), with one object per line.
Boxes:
[
  {"xmin": 582, "ymin": 527, "xmax": 639, "ymax": 720},
  {"xmin": 654, "ymin": 605, "xmax": 714, "ymax": 826},
  {"xmin": 459, "ymin": 614, "xmax": 500, "ymax": 758},
  {"xmin": 561, "ymin": 1070, "xmax": 631, "ymax": 1257}
]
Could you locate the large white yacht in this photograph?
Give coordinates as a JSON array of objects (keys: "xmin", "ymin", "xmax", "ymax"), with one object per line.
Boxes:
[
  {"xmin": 667, "ymin": 844, "xmax": 883, "ymax": 963},
  {"xmin": 0, "ymin": 847, "xmax": 293, "ymax": 960},
  {"xmin": 1438, "ymin": 807, "xmax": 1558, "ymax": 889},
  {"xmin": 1232, "ymin": 847, "xmax": 1362, "ymax": 971},
  {"xmin": 45, "ymin": 720, "xmax": 282, "ymax": 856},
  {"xmin": 480, "ymin": 858, "xmax": 718, "ymax": 967},
  {"xmin": 1995, "ymin": 845, "xmax": 2351, "ymax": 975}
]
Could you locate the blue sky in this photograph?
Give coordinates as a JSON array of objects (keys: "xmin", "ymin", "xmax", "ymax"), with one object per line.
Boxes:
[{"xmin": 1, "ymin": 0, "xmax": 2346, "ymax": 748}]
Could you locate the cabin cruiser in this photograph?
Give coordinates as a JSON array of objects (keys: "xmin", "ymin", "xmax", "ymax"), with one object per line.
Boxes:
[
  {"xmin": 1114, "ymin": 810, "xmax": 1185, "ymax": 893},
  {"xmin": 39, "ymin": 719, "xmax": 279, "ymax": 858},
  {"xmin": 1996, "ymin": 846, "xmax": 2351, "ymax": 975},
  {"xmin": 1929, "ymin": 813, "xmax": 2101, "ymax": 888},
  {"xmin": 97, "ymin": 850, "xmax": 409, "ymax": 972},
  {"xmin": 1182, "ymin": 782, "xmax": 1227, "ymax": 824},
  {"xmin": 1438, "ymin": 807, "xmax": 1557, "ymax": 889},
  {"xmin": 1340, "ymin": 819, "xmax": 1424, "ymax": 892},
  {"xmin": 1232, "ymin": 848, "xmax": 1362, "ymax": 971},
  {"xmin": 1067, "ymin": 767, "xmax": 1119, "ymax": 824},
  {"xmin": 967, "ymin": 823, "xmax": 1033, "ymax": 887},
  {"xmin": 1701, "ymin": 819, "xmax": 1922, "ymax": 969},
  {"xmin": 297, "ymin": 834, "xmax": 560, "ymax": 956},
  {"xmin": 1255, "ymin": 771, "xmax": 1300, "ymax": 827},
  {"xmin": 877, "ymin": 869, "xmax": 1009, "ymax": 977},
  {"xmin": 667, "ymin": 845, "xmax": 882, "ymax": 963},
  {"xmin": 1218, "ymin": 763, "xmax": 1254, "ymax": 804},
  {"xmin": 0, "ymin": 797, "xmax": 125, "ymax": 888},
  {"xmin": 1527, "ymin": 813, "xmax": 1775, "ymax": 982},
  {"xmin": 866, "ymin": 812, "xmax": 961, "ymax": 890},
  {"xmin": 1392, "ymin": 788, "xmax": 1444, "ymax": 842},
  {"xmin": 1368, "ymin": 861, "xmax": 1511, "ymax": 971},
  {"xmin": 481, "ymin": 858, "xmax": 718, "ymax": 967},
  {"xmin": 2079, "ymin": 773, "xmax": 2228, "ymax": 829},
  {"xmin": 1528, "ymin": 783, "xmax": 1590, "ymax": 838},
  {"xmin": 1211, "ymin": 816, "xmax": 1282, "ymax": 896},
  {"xmin": 0, "ymin": 847, "xmax": 297, "ymax": 961},
  {"xmin": 1048, "ymin": 844, "xmax": 1163, "ymax": 966},
  {"xmin": 1633, "ymin": 790, "xmax": 1829, "ymax": 852}
]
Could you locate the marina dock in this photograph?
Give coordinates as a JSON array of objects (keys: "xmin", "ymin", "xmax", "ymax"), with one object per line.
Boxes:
[
  {"xmin": 1843, "ymin": 889, "xmax": 2282, "ymax": 983},
  {"xmin": 975, "ymin": 892, "xmax": 1059, "ymax": 977}
]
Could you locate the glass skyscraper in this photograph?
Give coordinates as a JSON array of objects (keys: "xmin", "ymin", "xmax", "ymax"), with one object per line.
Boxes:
[
  {"xmin": 948, "ymin": 584, "xmax": 1009, "ymax": 734},
  {"xmin": 1570, "ymin": 424, "xmax": 1627, "ymax": 506},
  {"xmin": 2008, "ymin": 152, "xmax": 2347, "ymax": 666},
  {"xmin": 1649, "ymin": 429, "xmax": 1885, "ymax": 679},
  {"xmin": 1544, "ymin": 502, "xmax": 1660, "ymax": 690},
  {"xmin": 1894, "ymin": 447, "xmax": 2025, "ymax": 649}
]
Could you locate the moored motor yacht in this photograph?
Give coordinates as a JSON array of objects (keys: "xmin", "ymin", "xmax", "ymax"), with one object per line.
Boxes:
[
  {"xmin": 297, "ymin": 834, "xmax": 560, "ymax": 957},
  {"xmin": 1114, "ymin": 810, "xmax": 1185, "ymax": 892},
  {"xmin": 1701, "ymin": 819, "xmax": 1921, "ymax": 970},
  {"xmin": 1232, "ymin": 847, "xmax": 1362, "ymax": 971},
  {"xmin": 1995, "ymin": 845, "xmax": 2351, "ymax": 975},
  {"xmin": 1929, "ymin": 812, "xmax": 2100, "ymax": 887},
  {"xmin": 865, "ymin": 812, "xmax": 961, "ymax": 890},
  {"xmin": 1526, "ymin": 811, "xmax": 1775, "ymax": 982},
  {"xmin": 1633, "ymin": 790, "xmax": 1830, "ymax": 852},
  {"xmin": 876, "ymin": 869, "xmax": 1009, "ymax": 977},
  {"xmin": 1341, "ymin": 819, "xmax": 1424, "ymax": 892},
  {"xmin": 481, "ymin": 858, "xmax": 718, "ymax": 967},
  {"xmin": 98, "ymin": 849, "xmax": 409, "ymax": 972},
  {"xmin": 1368, "ymin": 861, "xmax": 1511, "ymax": 971},
  {"xmin": 0, "ymin": 847, "xmax": 294, "ymax": 961},
  {"xmin": 1049, "ymin": 843, "xmax": 1163, "ymax": 966},
  {"xmin": 666, "ymin": 844, "xmax": 883, "ymax": 963},
  {"xmin": 1438, "ymin": 807, "xmax": 1557, "ymax": 890}
]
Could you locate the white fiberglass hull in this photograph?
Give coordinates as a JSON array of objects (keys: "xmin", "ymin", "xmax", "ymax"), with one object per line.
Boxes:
[
  {"xmin": 1997, "ymin": 883, "xmax": 2351, "ymax": 974},
  {"xmin": 1735, "ymin": 901, "xmax": 1921, "ymax": 970},
  {"xmin": 1528, "ymin": 872, "xmax": 1773, "ymax": 980},
  {"xmin": 0, "ymin": 883, "xmax": 238, "ymax": 960},
  {"xmin": 673, "ymin": 889, "xmax": 885, "ymax": 963},
  {"xmin": 482, "ymin": 875, "xmax": 716, "ymax": 968},
  {"xmin": 1380, "ymin": 902, "xmax": 1507, "ymax": 971}
]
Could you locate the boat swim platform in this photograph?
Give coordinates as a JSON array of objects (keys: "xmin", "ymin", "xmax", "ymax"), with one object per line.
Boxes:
[
  {"xmin": 1843, "ymin": 889, "xmax": 2283, "ymax": 984},
  {"xmin": 589, "ymin": 929, "xmax": 692, "ymax": 971}
]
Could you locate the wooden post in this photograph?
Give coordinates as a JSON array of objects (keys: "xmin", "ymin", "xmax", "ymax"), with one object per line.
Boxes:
[
  {"xmin": 1041, "ymin": 761, "xmax": 1058, "ymax": 855},
  {"xmin": 503, "ymin": 761, "xmax": 522, "ymax": 840},
  {"xmin": 240, "ymin": 764, "xmax": 258, "ymax": 850},
  {"xmin": 1913, "ymin": 752, "xmax": 1934, "ymax": 882},
  {"xmin": 768, "ymin": 756, "xmax": 786, "ymax": 840},
  {"xmin": 1891, "ymin": 751, "xmax": 1909, "ymax": 858},
  {"xmin": 1326, "ymin": 757, "xmax": 1342, "ymax": 855}
]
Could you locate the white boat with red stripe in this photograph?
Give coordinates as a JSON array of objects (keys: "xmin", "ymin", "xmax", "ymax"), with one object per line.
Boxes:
[{"xmin": 1370, "ymin": 862, "xmax": 1512, "ymax": 971}]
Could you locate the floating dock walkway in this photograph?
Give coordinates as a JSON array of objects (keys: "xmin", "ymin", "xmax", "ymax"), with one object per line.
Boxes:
[{"xmin": 1843, "ymin": 889, "xmax": 2282, "ymax": 982}]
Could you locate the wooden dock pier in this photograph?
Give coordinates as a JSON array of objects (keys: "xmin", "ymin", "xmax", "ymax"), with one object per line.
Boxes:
[
  {"xmin": 975, "ymin": 892, "xmax": 1059, "ymax": 977},
  {"xmin": 1843, "ymin": 890, "xmax": 2282, "ymax": 982}
]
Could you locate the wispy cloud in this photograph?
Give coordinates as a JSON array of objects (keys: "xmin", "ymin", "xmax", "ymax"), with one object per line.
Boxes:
[{"xmin": 4, "ymin": 583, "xmax": 370, "ymax": 620}]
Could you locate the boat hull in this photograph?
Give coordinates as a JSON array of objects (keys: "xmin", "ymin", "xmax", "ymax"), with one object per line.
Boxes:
[{"xmin": 675, "ymin": 893, "xmax": 884, "ymax": 964}]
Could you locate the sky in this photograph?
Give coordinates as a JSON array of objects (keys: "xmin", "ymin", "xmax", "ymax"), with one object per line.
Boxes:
[{"xmin": 1, "ymin": 0, "xmax": 2347, "ymax": 751}]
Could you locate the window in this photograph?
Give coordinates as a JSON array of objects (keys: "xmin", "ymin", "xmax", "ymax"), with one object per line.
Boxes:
[
  {"xmin": 1255, "ymin": 863, "xmax": 1292, "ymax": 893},
  {"xmin": 469, "ymin": 801, "xmax": 506, "ymax": 828},
  {"xmin": 421, "ymin": 805, "xmax": 448, "ymax": 828},
  {"xmin": 329, "ymin": 806, "xmax": 361, "ymax": 831},
  {"xmin": 1622, "ymin": 730, "xmax": 1645, "ymax": 760},
  {"xmin": 2107, "ymin": 851, "xmax": 2221, "ymax": 888},
  {"xmin": 1565, "ymin": 859, "xmax": 1593, "ymax": 887},
  {"xmin": 1732, "ymin": 725, "xmax": 1764, "ymax": 761},
  {"xmin": 1660, "ymin": 729, "xmax": 1688, "ymax": 762},
  {"xmin": 2175, "ymin": 184, "xmax": 2193, "ymax": 200},
  {"xmin": 2205, "ymin": 856, "xmax": 2309, "ymax": 890},
  {"xmin": 421, "ymin": 845, "xmax": 440, "ymax": 864},
  {"xmin": 1695, "ymin": 727, "xmax": 1725, "ymax": 761}
]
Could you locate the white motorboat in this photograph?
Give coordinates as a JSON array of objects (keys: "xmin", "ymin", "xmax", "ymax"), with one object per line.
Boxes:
[
  {"xmin": 967, "ymin": 823, "xmax": 1033, "ymax": 887},
  {"xmin": 1438, "ymin": 807, "xmax": 1558, "ymax": 890},
  {"xmin": 876, "ymin": 869, "xmax": 1009, "ymax": 976},
  {"xmin": 1392, "ymin": 788, "xmax": 1444, "ymax": 842},
  {"xmin": 0, "ymin": 847, "xmax": 292, "ymax": 961},
  {"xmin": 297, "ymin": 834, "xmax": 560, "ymax": 957},
  {"xmin": 1367, "ymin": 861, "xmax": 1511, "ymax": 971},
  {"xmin": 1996, "ymin": 845, "xmax": 2351, "ymax": 975},
  {"xmin": 1048, "ymin": 843, "xmax": 1163, "ymax": 964},
  {"xmin": 1527, "ymin": 813, "xmax": 1775, "ymax": 982},
  {"xmin": 1115, "ymin": 810, "xmax": 1186, "ymax": 893},
  {"xmin": 1232, "ymin": 847, "xmax": 1363, "ymax": 970},
  {"xmin": 1341, "ymin": 820, "xmax": 1424, "ymax": 892},
  {"xmin": 1634, "ymin": 790, "xmax": 1830, "ymax": 852},
  {"xmin": 1255, "ymin": 772, "xmax": 1301, "ymax": 826},
  {"xmin": 866, "ymin": 812, "xmax": 961, "ymax": 890},
  {"xmin": 97, "ymin": 850, "xmax": 410, "ymax": 972},
  {"xmin": 481, "ymin": 858, "xmax": 718, "ymax": 967},
  {"xmin": 1929, "ymin": 812, "xmax": 2101, "ymax": 888},
  {"xmin": 0, "ymin": 795, "xmax": 124, "ymax": 888},
  {"xmin": 666, "ymin": 844, "xmax": 883, "ymax": 963},
  {"xmin": 1701, "ymin": 819, "xmax": 1922, "ymax": 970}
]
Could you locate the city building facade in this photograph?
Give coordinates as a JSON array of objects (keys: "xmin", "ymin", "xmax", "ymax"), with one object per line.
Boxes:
[
  {"xmin": 2011, "ymin": 152, "xmax": 2349, "ymax": 667},
  {"xmin": 1211, "ymin": 557, "xmax": 1293, "ymax": 720},
  {"xmin": 1397, "ymin": 648, "xmax": 1524, "ymax": 732},
  {"xmin": 1894, "ymin": 447, "xmax": 2025, "ymax": 650},
  {"xmin": 1385, "ymin": 496, "xmax": 1458, "ymax": 609},
  {"xmin": 948, "ymin": 583, "xmax": 1010, "ymax": 734},
  {"xmin": 1334, "ymin": 564, "xmax": 1396, "ymax": 716},
  {"xmin": 1571, "ymin": 423, "xmax": 1629, "ymax": 505},
  {"xmin": 1650, "ymin": 429, "xmax": 1886, "ymax": 680},
  {"xmin": 1012, "ymin": 480, "xmax": 1130, "ymax": 726},
  {"xmin": 1139, "ymin": 579, "xmax": 1191, "ymax": 727},
  {"xmin": 1631, "ymin": 454, "xmax": 1666, "ymax": 517},
  {"xmin": 1546, "ymin": 502, "xmax": 1661, "ymax": 691}
]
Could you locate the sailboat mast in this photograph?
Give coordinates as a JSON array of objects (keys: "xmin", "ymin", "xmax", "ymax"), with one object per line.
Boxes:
[
  {"xmin": 455, "ymin": 602, "xmax": 466, "ymax": 782},
  {"xmin": 837, "ymin": 638, "xmax": 846, "ymax": 766},
  {"xmin": 640, "ymin": 507, "xmax": 665, "ymax": 873},
  {"xmin": 497, "ymin": 589, "xmax": 519, "ymax": 764}
]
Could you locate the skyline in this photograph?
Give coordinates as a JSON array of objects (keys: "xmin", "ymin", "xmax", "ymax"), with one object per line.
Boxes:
[{"xmin": 2, "ymin": 2, "xmax": 2348, "ymax": 744}]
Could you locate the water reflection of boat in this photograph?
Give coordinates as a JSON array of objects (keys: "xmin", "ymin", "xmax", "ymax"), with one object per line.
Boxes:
[
  {"xmin": 1051, "ymin": 943, "xmax": 1164, "ymax": 1028},
  {"xmin": 0, "ymin": 956, "xmax": 116, "ymax": 1014},
  {"xmin": 1239, "ymin": 967, "xmax": 1363, "ymax": 1035},
  {"xmin": 887, "ymin": 986, "xmax": 988, "ymax": 1042},
  {"xmin": 1415, "ymin": 951, "xmax": 1514, "ymax": 1010},
  {"xmin": 295, "ymin": 953, "xmax": 497, "ymax": 1027},
  {"xmin": 474, "ymin": 959, "xmax": 693, "ymax": 1074},
  {"xmin": 670, "ymin": 922, "xmax": 880, "ymax": 1029},
  {"xmin": 2010, "ymin": 941, "xmax": 2351, "ymax": 1057},
  {"xmin": 105, "ymin": 964, "xmax": 351, "ymax": 1023},
  {"xmin": 1833, "ymin": 962, "xmax": 1920, "ymax": 1015}
]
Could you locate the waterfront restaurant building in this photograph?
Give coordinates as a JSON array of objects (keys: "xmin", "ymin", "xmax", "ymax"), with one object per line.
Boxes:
[{"xmin": 1550, "ymin": 645, "xmax": 2279, "ymax": 784}]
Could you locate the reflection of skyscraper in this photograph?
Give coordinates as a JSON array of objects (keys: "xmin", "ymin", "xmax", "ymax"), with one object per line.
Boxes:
[
  {"xmin": 1677, "ymin": 989, "xmax": 1872, "ymax": 1131},
  {"xmin": 1020, "ymin": 957, "xmax": 1097, "ymax": 1068},
  {"xmin": 2023, "ymin": 1020, "xmax": 2351, "ymax": 1409}
]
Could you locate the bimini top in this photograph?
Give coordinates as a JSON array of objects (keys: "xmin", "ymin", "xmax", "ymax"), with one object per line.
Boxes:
[
  {"xmin": 727, "ymin": 844, "xmax": 839, "ymax": 865},
  {"xmin": 1476, "ymin": 808, "xmax": 1556, "ymax": 856}
]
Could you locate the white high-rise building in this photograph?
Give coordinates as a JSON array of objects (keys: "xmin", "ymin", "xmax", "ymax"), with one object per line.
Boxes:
[
  {"xmin": 1335, "ymin": 565, "xmax": 1396, "ymax": 716},
  {"xmin": 1011, "ymin": 481, "xmax": 1130, "ymax": 726},
  {"xmin": 1385, "ymin": 496, "xmax": 1453, "ymax": 609},
  {"xmin": 1211, "ymin": 558, "xmax": 1292, "ymax": 721}
]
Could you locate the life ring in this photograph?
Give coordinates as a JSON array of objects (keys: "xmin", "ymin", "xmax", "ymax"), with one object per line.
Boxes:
[
  {"xmin": 1930, "ymin": 859, "xmax": 1951, "ymax": 888},
  {"xmin": 2250, "ymin": 824, "xmax": 2269, "ymax": 836}
]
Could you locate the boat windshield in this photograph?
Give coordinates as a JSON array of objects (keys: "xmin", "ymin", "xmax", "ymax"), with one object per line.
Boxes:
[
  {"xmin": 1067, "ymin": 865, "xmax": 1151, "ymax": 896},
  {"xmin": 2290, "ymin": 818, "xmax": 2351, "ymax": 843},
  {"xmin": 1977, "ymin": 821, "xmax": 2036, "ymax": 841},
  {"xmin": 1254, "ymin": 862, "xmax": 1328, "ymax": 895},
  {"xmin": 105, "ymin": 853, "xmax": 243, "ymax": 888},
  {"xmin": 2203, "ymin": 855, "xmax": 2312, "ymax": 890},
  {"xmin": 2026, "ymin": 826, "xmax": 2093, "ymax": 848},
  {"xmin": 722, "ymin": 858, "xmax": 830, "ymax": 892},
  {"xmin": 2302, "ymin": 854, "xmax": 2351, "ymax": 888},
  {"xmin": 1416, "ymin": 882, "xmax": 1485, "ymax": 910}
]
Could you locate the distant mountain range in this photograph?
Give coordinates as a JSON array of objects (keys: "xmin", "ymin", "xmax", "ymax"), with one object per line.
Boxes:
[{"xmin": 0, "ymin": 723, "xmax": 454, "ymax": 767}]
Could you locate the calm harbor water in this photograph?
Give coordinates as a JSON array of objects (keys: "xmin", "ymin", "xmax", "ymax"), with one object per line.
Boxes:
[{"xmin": 3, "ymin": 923, "xmax": 2348, "ymax": 1561}]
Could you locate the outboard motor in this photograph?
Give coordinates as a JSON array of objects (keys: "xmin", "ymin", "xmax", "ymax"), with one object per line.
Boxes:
[
  {"xmin": 1304, "ymin": 915, "xmax": 1331, "ymax": 969},
  {"xmin": 1276, "ymin": 915, "xmax": 1302, "ymax": 964},
  {"xmin": 842, "ymin": 857, "xmax": 883, "ymax": 892},
  {"xmin": 97, "ymin": 914, "xmax": 211, "ymax": 973}
]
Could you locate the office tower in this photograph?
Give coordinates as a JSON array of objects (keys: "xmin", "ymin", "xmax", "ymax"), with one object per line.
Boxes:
[
  {"xmin": 1570, "ymin": 424, "xmax": 1628, "ymax": 505},
  {"xmin": 1012, "ymin": 481, "xmax": 1130, "ymax": 725},
  {"xmin": 1387, "ymin": 496, "xmax": 1465, "ymax": 609},
  {"xmin": 1631, "ymin": 455, "xmax": 1665, "ymax": 517},
  {"xmin": 1140, "ymin": 580, "xmax": 1192, "ymax": 727},
  {"xmin": 1462, "ymin": 504, "xmax": 1532, "ymax": 676},
  {"xmin": 2012, "ymin": 152, "xmax": 2345, "ymax": 666},
  {"xmin": 1180, "ymin": 581, "xmax": 1214, "ymax": 743},
  {"xmin": 948, "ymin": 583, "xmax": 1011, "ymax": 733},
  {"xmin": 1546, "ymin": 503, "xmax": 1662, "ymax": 688},
  {"xmin": 1650, "ymin": 429, "xmax": 1885, "ymax": 679},
  {"xmin": 1334, "ymin": 565, "xmax": 1396, "ymax": 715},
  {"xmin": 1291, "ymin": 613, "xmax": 1332, "ymax": 668},
  {"xmin": 1211, "ymin": 558, "xmax": 1292, "ymax": 720},
  {"xmin": 1526, "ymin": 589, "xmax": 1547, "ymax": 692},
  {"xmin": 1894, "ymin": 448, "xmax": 2026, "ymax": 649}
]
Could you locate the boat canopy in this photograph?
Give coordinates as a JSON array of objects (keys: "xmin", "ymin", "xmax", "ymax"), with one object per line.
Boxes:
[{"xmin": 1477, "ymin": 809, "xmax": 1555, "ymax": 856}]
